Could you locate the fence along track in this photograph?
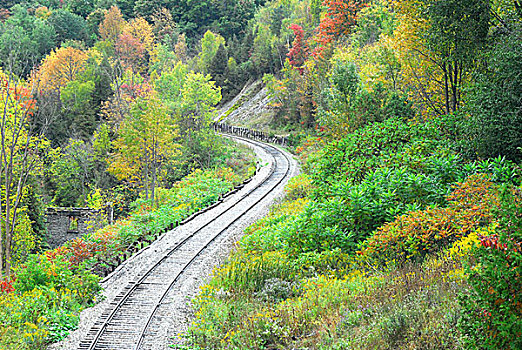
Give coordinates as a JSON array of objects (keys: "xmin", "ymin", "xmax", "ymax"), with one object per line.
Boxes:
[
  {"xmin": 214, "ymin": 122, "xmax": 289, "ymax": 146},
  {"xmin": 79, "ymin": 136, "xmax": 293, "ymax": 350}
]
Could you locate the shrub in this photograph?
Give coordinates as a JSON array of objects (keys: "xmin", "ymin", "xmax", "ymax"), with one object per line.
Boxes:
[
  {"xmin": 284, "ymin": 173, "xmax": 314, "ymax": 200},
  {"xmin": 310, "ymin": 117, "xmax": 449, "ymax": 196},
  {"xmin": 459, "ymin": 188, "xmax": 522, "ymax": 349},
  {"xmin": 14, "ymin": 253, "xmax": 100, "ymax": 304},
  {"xmin": 358, "ymin": 174, "xmax": 498, "ymax": 265},
  {"xmin": 255, "ymin": 278, "xmax": 301, "ymax": 302},
  {"xmin": 215, "ymin": 251, "xmax": 297, "ymax": 294},
  {"xmin": 285, "ymin": 167, "xmax": 460, "ymax": 258},
  {"xmin": 242, "ymin": 198, "xmax": 310, "ymax": 254}
]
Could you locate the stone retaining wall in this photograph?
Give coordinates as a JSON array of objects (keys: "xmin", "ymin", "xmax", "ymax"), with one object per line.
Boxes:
[{"xmin": 46, "ymin": 206, "xmax": 113, "ymax": 248}]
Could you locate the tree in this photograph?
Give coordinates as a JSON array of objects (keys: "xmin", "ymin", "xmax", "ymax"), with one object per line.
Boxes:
[
  {"xmin": 180, "ymin": 72, "xmax": 222, "ymax": 131},
  {"xmin": 287, "ymin": 24, "xmax": 308, "ymax": 73},
  {"xmin": 133, "ymin": 0, "xmax": 165, "ymax": 19},
  {"xmin": 0, "ymin": 24, "xmax": 38, "ymax": 78},
  {"xmin": 213, "ymin": 0, "xmax": 257, "ymax": 40},
  {"xmin": 178, "ymin": 72, "xmax": 222, "ymax": 168},
  {"xmin": 251, "ymin": 24, "xmax": 279, "ymax": 75},
  {"xmin": 314, "ymin": 0, "xmax": 368, "ymax": 57},
  {"xmin": 115, "ymin": 31, "xmax": 145, "ymax": 72},
  {"xmin": 99, "ymin": 5, "xmax": 126, "ymax": 42},
  {"xmin": 392, "ymin": 0, "xmax": 490, "ymax": 116},
  {"xmin": 427, "ymin": 0, "xmax": 490, "ymax": 114},
  {"xmin": 198, "ymin": 30, "xmax": 225, "ymax": 74},
  {"xmin": 151, "ymin": 7, "xmax": 177, "ymax": 47},
  {"xmin": 109, "ymin": 94, "xmax": 179, "ymax": 202},
  {"xmin": 208, "ymin": 44, "xmax": 229, "ymax": 93},
  {"xmin": 154, "ymin": 61, "xmax": 188, "ymax": 113},
  {"xmin": 465, "ymin": 22, "xmax": 522, "ymax": 161},
  {"xmin": 174, "ymin": 33, "xmax": 188, "ymax": 62},
  {"xmin": 0, "ymin": 70, "xmax": 50, "ymax": 275},
  {"xmin": 116, "ymin": 0, "xmax": 137, "ymax": 18},
  {"xmin": 66, "ymin": 0, "xmax": 95, "ymax": 18},
  {"xmin": 60, "ymin": 79, "xmax": 97, "ymax": 140},
  {"xmin": 311, "ymin": 0, "xmax": 322, "ymax": 25},
  {"xmin": 124, "ymin": 16, "xmax": 154, "ymax": 53},
  {"xmin": 87, "ymin": 8, "xmax": 106, "ymax": 38},
  {"xmin": 49, "ymin": 139, "xmax": 93, "ymax": 206},
  {"xmin": 0, "ymin": 5, "xmax": 56, "ymax": 77},
  {"xmin": 37, "ymin": 46, "xmax": 88, "ymax": 93},
  {"xmin": 48, "ymin": 8, "xmax": 89, "ymax": 44}
]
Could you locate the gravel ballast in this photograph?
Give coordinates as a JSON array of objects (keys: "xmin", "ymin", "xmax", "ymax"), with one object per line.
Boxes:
[{"xmin": 48, "ymin": 138, "xmax": 299, "ymax": 350}]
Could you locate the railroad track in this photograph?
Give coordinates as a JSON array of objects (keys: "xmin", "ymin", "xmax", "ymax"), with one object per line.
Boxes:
[{"xmin": 78, "ymin": 136, "xmax": 294, "ymax": 350}]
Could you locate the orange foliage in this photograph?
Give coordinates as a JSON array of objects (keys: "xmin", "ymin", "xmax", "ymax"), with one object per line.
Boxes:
[
  {"xmin": 288, "ymin": 24, "xmax": 308, "ymax": 73},
  {"xmin": 314, "ymin": 0, "xmax": 368, "ymax": 57},
  {"xmin": 0, "ymin": 74, "xmax": 36, "ymax": 115},
  {"xmin": 358, "ymin": 174, "xmax": 499, "ymax": 264},
  {"xmin": 37, "ymin": 47, "xmax": 88, "ymax": 92},
  {"xmin": 0, "ymin": 276, "xmax": 15, "ymax": 293},
  {"xmin": 34, "ymin": 6, "xmax": 51, "ymax": 19}
]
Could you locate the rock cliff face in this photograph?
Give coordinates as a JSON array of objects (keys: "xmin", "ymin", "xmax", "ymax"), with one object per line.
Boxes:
[{"xmin": 216, "ymin": 80, "xmax": 276, "ymax": 131}]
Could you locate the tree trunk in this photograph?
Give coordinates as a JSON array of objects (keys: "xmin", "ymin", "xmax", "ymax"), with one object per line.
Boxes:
[
  {"xmin": 442, "ymin": 62, "xmax": 450, "ymax": 115},
  {"xmin": 151, "ymin": 138, "xmax": 156, "ymax": 204},
  {"xmin": 4, "ymin": 170, "xmax": 11, "ymax": 275}
]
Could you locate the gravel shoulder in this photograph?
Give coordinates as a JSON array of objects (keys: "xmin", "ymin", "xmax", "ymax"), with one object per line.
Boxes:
[{"xmin": 48, "ymin": 138, "xmax": 299, "ymax": 350}]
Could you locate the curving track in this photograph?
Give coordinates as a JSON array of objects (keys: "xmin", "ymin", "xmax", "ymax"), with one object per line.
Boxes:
[{"xmin": 77, "ymin": 136, "xmax": 297, "ymax": 350}]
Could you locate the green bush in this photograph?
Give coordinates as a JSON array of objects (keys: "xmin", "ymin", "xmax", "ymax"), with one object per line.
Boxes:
[
  {"xmin": 285, "ymin": 166, "xmax": 458, "ymax": 257},
  {"xmin": 310, "ymin": 117, "xmax": 450, "ymax": 196}
]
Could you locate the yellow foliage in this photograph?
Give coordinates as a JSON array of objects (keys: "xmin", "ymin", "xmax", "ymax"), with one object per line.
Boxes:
[
  {"xmin": 99, "ymin": 5, "xmax": 126, "ymax": 42},
  {"xmin": 37, "ymin": 47, "xmax": 88, "ymax": 93},
  {"xmin": 124, "ymin": 17, "xmax": 155, "ymax": 54}
]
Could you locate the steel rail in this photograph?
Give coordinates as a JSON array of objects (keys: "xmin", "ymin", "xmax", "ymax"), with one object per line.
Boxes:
[
  {"xmin": 79, "ymin": 136, "xmax": 293, "ymax": 350},
  {"xmin": 133, "ymin": 137, "xmax": 292, "ymax": 349}
]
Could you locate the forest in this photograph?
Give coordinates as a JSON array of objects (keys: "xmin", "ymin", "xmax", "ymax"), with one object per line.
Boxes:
[{"xmin": 0, "ymin": 0, "xmax": 521, "ymax": 349}]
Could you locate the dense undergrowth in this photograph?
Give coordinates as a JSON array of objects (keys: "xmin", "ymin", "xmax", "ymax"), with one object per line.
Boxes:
[
  {"xmin": 0, "ymin": 142, "xmax": 255, "ymax": 349},
  {"xmin": 0, "ymin": 0, "xmax": 520, "ymax": 349},
  {"xmin": 184, "ymin": 116, "xmax": 522, "ymax": 350}
]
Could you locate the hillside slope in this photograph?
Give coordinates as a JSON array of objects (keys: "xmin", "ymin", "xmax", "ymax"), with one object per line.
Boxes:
[{"xmin": 216, "ymin": 80, "xmax": 276, "ymax": 132}]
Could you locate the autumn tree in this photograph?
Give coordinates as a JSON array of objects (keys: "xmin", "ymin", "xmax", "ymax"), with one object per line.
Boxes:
[
  {"xmin": 109, "ymin": 94, "xmax": 179, "ymax": 202},
  {"xmin": 123, "ymin": 17, "xmax": 154, "ymax": 54},
  {"xmin": 0, "ymin": 70, "xmax": 50, "ymax": 275},
  {"xmin": 37, "ymin": 46, "xmax": 88, "ymax": 93},
  {"xmin": 115, "ymin": 31, "xmax": 145, "ymax": 71},
  {"xmin": 287, "ymin": 24, "xmax": 308, "ymax": 73},
  {"xmin": 99, "ymin": 5, "xmax": 126, "ymax": 42},
  {"xmin": 392, "ymin": 0, "xmax": 490, "ymax": 116},
  {"xmin": 314, "ymin": 0, "xmax": 368, "ymax": 57},
  {"xmin": 426, "ymin": 0, "xmax": 490, "ymax": 113}
]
